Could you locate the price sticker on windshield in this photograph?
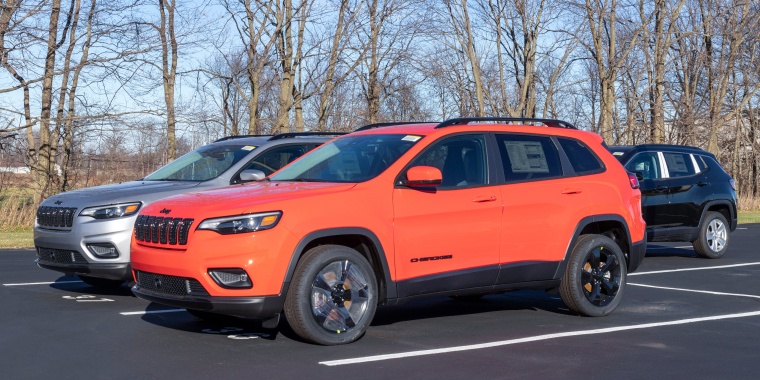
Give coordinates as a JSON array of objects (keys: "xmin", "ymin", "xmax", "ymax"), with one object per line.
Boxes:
[
  {"xmin": 242, "ymin": 146, "xmax": 257, "ymax": 151},
  {"xmin": 402, "ymin": 135, "xmax": 422, "ymax": 142}
]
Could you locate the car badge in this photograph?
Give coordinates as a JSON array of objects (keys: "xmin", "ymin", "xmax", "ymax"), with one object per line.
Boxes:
[
  {"xmin": 154, "ymin": 278, "xmax": 162, "ymax": 289},
  {"xmin": 54, "ymin": 200, "xmax": 63, "ymax": 205},
  {"xmin": 159, "ymin": 208, "xmax": 171, "ymax": 214}
]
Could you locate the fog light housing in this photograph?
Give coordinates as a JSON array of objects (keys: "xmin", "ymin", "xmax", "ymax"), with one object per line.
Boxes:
[
  {"xmin": 86, "ymin": 243, "xmax": 119, "ymax": 258},
  {"xmin": 208, "ymin": 268, "xmax": 252, "ymax": 289}
]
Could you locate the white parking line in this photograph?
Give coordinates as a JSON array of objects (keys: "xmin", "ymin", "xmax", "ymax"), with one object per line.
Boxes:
[
  {"xmin": 120, "ymin": 309, "xmax": 186, "ymax": 316},
  {"xmin": 738, "ymin": 228, "xmax": 748, "ymax": 230},
  {"xmin": 629, "ymin": 262, "xmax": 760, "ymax": 276},
  {"xmin": 629, "ymin": 283, "xmax": 760, "ymax": 300},
  {"xmin": 319, "ymin": 310, "xmax": 760, "ymax": 366},
  {"xmin": 3, "ymin": 281, "xmax": 83, "ymax": 286}
]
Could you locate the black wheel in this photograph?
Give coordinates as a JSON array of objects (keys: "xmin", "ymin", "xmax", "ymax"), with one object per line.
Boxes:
[
  {"xmin": 693, "ymin": 211, "xmax": 729, "ymax": 259},
  {"xmin": 284, "ymin": 245, "xmax": 378, "ymax": 345},
  {"xmin": 449, "ymin": 294, "xmax": 485, "ymax": 301},
  {"xmin": 186, "ymin": 309, "xmax": 235, "ymax": 323},
  {"xmin": 559, "ymin": 234, "xmax": 626, "ymax": 317},
  {"xmin": 78, "ymin": 276, "xmax": 124, "ymax": 288}
]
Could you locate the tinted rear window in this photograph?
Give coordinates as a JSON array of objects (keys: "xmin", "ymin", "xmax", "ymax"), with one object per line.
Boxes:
[
  {"xmin": 663, "ymin": 153, "xmax": 696, "ymax": 177},
  {"xmin": 558, "ymin": 138, "xmax": 605, "ymax": 175},
  {"xmin": 495, "ymin": 134, "xmax": 563, "ymax": 182}
]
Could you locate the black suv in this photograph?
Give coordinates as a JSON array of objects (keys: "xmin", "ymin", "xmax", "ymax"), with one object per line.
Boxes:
[{"xmin": 609, "ymin": 144, "xmax": 737, "ymax": 259}]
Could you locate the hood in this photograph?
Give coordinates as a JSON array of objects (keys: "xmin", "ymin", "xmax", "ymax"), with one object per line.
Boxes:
[
  {"xmin": 140, "ymin": 181, "xmax": 357, "ymax": 218},
  {"xmin": 41, "ymin": 181, "xmax": 203, "ymax": 209}
]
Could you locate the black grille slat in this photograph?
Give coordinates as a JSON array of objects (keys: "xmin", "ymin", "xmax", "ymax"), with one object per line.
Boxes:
[
  {"xmin": 36, "ymin": 206, "xmax": 77, "ymax": 228},
  {"xmin": 160, "ymin": 218, "xmax": 171, "ymax": 244},
  {"xmin": 37, "ymin": 247, "xmax": 86, "ymax": 265},
  {"xmin": 168, "ymin": 218, "xmax": 181, "ymax": 245},
  {"xmin": 152, "ymin": 217, "xmax": 163, "ymax": 243},
  {"xmin": 134, "ymin": 215, "xmax": 144, "ymax": 240},
  {"xmin": 135, "ymin": 270, "xmax": 209, "ymax": 297},
  {"xmin": 136, "ymin": 215, "xmax": 193, "ymax": 246},
  {"xmin": 178, "ymin": 219, "xmax": 194, "ymax": 245},
  {"xmin": 144, "ymin": 216, "xmax": 155, "ymax": 243}
]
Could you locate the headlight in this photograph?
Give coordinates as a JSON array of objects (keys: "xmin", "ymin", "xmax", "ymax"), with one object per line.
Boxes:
[
  {"xmin": 197, "ymin": 211, "xmax": 282, "ymax": 235},
  {"xmin": 79, "ymin": 203, "xmax": 142, "ymax": 219}
]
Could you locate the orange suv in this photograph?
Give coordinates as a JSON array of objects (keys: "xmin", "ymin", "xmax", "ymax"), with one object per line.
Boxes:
[{"xmin": 130, "ymin": 118, "xmax": 646, "ymax": 345}]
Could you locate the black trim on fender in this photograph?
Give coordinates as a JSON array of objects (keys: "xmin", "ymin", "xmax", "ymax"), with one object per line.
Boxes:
[
  {"xmin": 285, "ymin": 227, "xmax": 397, "ymax": 299},
  {"xmin": 496, "ymin": 261, "xmax": 559, "ymax": 284},
  {"xmin": 132, "ymin": 285, "xmax": 286, "ymax": 320},
  {"xmin": 554, "ymin": 214, "xmax": 639, "ymax": 277},
  {"xmin": 35, "ymin": 259, "xmax": 132, "ymax": 281},
  {"xmin": 699, "ymin": 200, "xmax": 738, "ymax": 232},
  {"xmin": 397, "ymin": 265, "xmax": 498, "ymax": 298},
  {"xmin": 628, "ymin": 239, "xmax": 647, "ymax": 273}
]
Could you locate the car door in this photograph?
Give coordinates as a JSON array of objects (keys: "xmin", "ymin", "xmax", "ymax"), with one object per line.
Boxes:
[
  {"xmin": 393, "ymin": 133, "xmax": 501, "ymax": 297},
  {"xmin": 624, "ymin": 151, "xmax": 669, "ymax": 240},
  {"xmin": 662, "ymin": 152, "xmax": 713, "ymax": 240},
  {"xmin": 495, "ymin": 133, "xmax": 584, "ymax": 284}
]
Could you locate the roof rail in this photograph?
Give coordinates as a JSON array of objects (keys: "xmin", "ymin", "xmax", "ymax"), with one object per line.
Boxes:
[
  {"xmin": 214, "ymin": 135, "xmax": 272, "ymax": 143},
  {"xmin": 267, "ymin": 131, "xmax": 347, "ymax": 141},
  {"xmin": 354, "ymin": 121, "xmax": 438, "ymax": 132},
  {"xmin": 435, "ymin": 117, "xmax": 576, "ymax": 130}
]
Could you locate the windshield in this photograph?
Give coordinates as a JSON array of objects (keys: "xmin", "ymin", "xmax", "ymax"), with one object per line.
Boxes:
[
  {"xmin": 270, "ymin": 134, "xmax": 422, "ymax": 183},
  {"xmin": 145, "ymin": 144, "xmax": 255, "ymax": 181}
]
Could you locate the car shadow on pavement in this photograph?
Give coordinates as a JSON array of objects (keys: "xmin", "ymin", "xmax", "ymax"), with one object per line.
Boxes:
[
  {"xmin": 370, "ymin": 289, "xmax": 574, "ymax": 327},
  {"xmin": 645, "ymin": 246, "xmax": 701, "ymax": 259},
  {"xmin": 48, "ymin": 275, "xmax": 135, "ymax": 297}
]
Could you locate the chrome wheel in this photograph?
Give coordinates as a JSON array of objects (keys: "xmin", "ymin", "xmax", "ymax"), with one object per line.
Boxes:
[
  {"xmin": 706, "ymin": 219, "xmax": 727, "ymax": 252},
  {"xmin": 581, "ymin": 247, "xmax": 621, "ymax": 306},
  {"xmin": 310, "ymin": 260, "xmax": 372, "ymax": 334}
]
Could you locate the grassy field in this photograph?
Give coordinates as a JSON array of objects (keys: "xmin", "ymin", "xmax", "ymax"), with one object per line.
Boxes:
[{"xmin": 738, "ymin": 210, "xmax": 760, "ymax": 224}]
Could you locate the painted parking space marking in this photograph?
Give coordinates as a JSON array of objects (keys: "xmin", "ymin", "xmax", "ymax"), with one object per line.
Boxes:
[
  {"xmin": 629, "ymin": 262, "xmax": 760, "ymax": 276},
  {"xmin": 63, "ymin": 295, "xmax": 114, "ymax": 302},
  {"xmin": 319, "ymin": 310, "xmax": 760, "ymax": 366},
  {"xmin": 3, "ymin": 280, "xmax": 83, "ymax": 286},
  {"xmin": 629, "ymin": 283, "xmax": 760, "ymax": 300},
  {"xmin": 120, "ymin": 309, "xmax": 186, "ymax": 316}
]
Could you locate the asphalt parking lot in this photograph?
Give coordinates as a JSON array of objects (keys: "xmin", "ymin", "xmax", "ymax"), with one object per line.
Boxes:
[{"xmin": 2, "ymin": 225, "xmax": 759, "ymax": 379}]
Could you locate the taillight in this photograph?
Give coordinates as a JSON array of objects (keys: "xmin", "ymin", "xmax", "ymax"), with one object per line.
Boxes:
[
  {"xmin": 627, "ymin": 172, "xmax": 640, "ymax": 189},
  {"xmin": 729, "ymin": 179, "xmax": 736, "ymax": 190}
]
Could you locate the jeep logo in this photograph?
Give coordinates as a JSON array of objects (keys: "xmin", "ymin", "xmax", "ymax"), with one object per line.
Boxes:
[
  {"xmin": 159, "ymin": 208, "xmax": 171, "ymax": 214},
  {"xmin": 411, "ymin": 255, "xmax": 453, "ymax": 263},
  {"xmin": 54, "ymin": 200, "xmax": 63, "ymax": 205}
]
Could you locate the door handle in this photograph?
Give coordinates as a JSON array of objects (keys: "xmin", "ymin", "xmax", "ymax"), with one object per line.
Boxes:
[
  {"xmin": 696, "ymin": 181, "xmax": 708, "ymax": 187},
  {"xmin": 472, "ymin": 195, "xmax": 497, "ymax": 202},
  {"xmin": 561, "ymin": 188, "xmax": 583, "ymax": 195},
  {"xmin": 655, "ymin": 185, "xmax": 669, "ymax": 192}
]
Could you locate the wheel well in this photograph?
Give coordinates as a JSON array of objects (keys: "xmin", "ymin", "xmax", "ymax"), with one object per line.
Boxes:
[
  {"xmin": 707, "ymin": 204, "xmax": 731, "ymax": 222},
  {"xmin": 579, "ymin": 221, "xmax": 630, "ymax": 265},
  {"xmin": 299, "ymin": 234, "xmax": 388, "ymax": 303}
]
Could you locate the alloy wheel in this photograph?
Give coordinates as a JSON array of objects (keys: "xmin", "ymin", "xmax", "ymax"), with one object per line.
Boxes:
[
  {"xmin": 310, "ymin": 260, "xmax": 372, "ymax": 334},
  {"xmin": 706, "ymin": 219, "xmax": 727, "ymax": 252},
  {"xmin": 580, "ymin": 247, "xmax": 621, "ymax": 306}
]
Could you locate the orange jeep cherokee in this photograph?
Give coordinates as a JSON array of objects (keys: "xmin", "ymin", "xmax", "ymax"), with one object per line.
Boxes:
[{"xmin": 130, "ymin": 118, "xmax": 646, "ymax": 345}]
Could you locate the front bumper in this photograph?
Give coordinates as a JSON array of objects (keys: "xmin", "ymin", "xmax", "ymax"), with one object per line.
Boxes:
[
  {"xmin": 627, "ymin": 239, "xmax": 647, "ymax": 273},
  {"xmin": 36, "ymin": 259, "xmax": 132, "ymax": 280},
  {"xmin": 132, "ymin": 285, "xmax": 287, "ymax": 320}
]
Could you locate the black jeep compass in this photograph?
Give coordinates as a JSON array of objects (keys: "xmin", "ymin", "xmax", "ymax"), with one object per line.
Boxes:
[{"xmin": 609, "ymin": 144, "xmax": 737, "ymax": 259}]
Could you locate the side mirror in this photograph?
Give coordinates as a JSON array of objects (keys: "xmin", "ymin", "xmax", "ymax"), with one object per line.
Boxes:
[
  {"xmin": 402, "ymin": 166, "xmax": 442, "ymax": 187},
  {"xmin": 633, "ymin": 171, "xmax": 644, "ymax": 181},
  {"xmin": 239, "ymin": 169, "xmax": 266, "ymax": 182}
]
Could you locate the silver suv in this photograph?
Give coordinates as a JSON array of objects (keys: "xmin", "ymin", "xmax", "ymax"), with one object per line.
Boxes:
[{"xmin": 34, "ymin": 132, "xmax": 341, "ymax": 287}]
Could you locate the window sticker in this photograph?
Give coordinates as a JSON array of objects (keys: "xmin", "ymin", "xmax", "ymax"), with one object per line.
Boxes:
[
  {"xmin": 612, "ymin": 152, "xmax": 624, "ymax": 156},
  {"xmin": 241, "ymin": 146, "xmax": 257, "ymax": 151},
  {"xmin": 504, "ymin": 141, "xmax": 550, "ymax": 173},
  {"xmin": 402, "ymin": 135, "xmax": 422, "ymax": 142},
  {"xmin": 665, "ymin": 154, "xmax": 689, "ymax": 172}
]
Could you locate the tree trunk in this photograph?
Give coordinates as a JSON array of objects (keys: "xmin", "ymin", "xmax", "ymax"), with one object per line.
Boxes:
[{"xmin": 159, "ymin": 0, "xmax": 178, "ymax": 161}]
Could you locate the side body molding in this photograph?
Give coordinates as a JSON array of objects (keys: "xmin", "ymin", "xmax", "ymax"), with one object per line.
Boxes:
[{"xmin": 284, "ymin": 227, "xmax": 397, "ymax": 300}]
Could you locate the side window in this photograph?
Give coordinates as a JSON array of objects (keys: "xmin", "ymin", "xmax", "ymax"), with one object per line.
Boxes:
[
  {"xmin": 244, "ymin": 145, "xmax": 309, "ymax": 176},
  {"xmin": 663, "ymin": 153, "xmax": 696, "ymax": 177},
  {"xmin": 557, "ymin": 138, "xmax": 605, "ymax": 175},
  {"xmin": 625, "ymin": 152, "xmax": 663, "ymax": 180},
  {"xmin": 406, "ymin": 134, "xmax": 487, "ymax": 188},
  {"xmin": 694, "ymin": 155, "xmax": 708, "ymax": 172},
  {"xmin": 495, "ymin": 134, "xmax": 563, "ymax": 182}
]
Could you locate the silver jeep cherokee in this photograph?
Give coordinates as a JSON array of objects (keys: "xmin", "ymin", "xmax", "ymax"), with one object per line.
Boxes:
[{"xmin": 33, "ymin": 132, "xmax": 341, "ymax": 287}]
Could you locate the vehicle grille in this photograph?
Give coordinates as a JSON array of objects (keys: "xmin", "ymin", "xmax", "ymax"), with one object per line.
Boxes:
[
  {"xmin": 36, "ymin": 206, "xmax": 77, "ymax": 228},
  {"xmin": 134, "ymin": 270, "xmax": 209, "ymax": 297},
  {"xmin": 134, "ymin": 215, "xmax": 194, "ymax": 245},
  {"xmin": 37, "ymin": 247, "xmax": 87, "ymax": 265}
]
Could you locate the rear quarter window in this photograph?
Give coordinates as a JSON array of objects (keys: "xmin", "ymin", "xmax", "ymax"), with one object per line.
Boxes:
[{"xmin": 557, "ymin": 138, "xmax": 605, "ymax": 175}]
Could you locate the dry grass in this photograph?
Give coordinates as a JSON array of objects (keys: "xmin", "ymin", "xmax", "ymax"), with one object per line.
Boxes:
[
  {"xmin": 737, "ymin": 194, "xmax": 760, "ymax": 211},
  {"xmin": 0, "ymin": 231, "xmax": 33, "ymax": 249},
  {"xmin": 0, "ymin": 193, "xmax": 36, "ymax": 232}
]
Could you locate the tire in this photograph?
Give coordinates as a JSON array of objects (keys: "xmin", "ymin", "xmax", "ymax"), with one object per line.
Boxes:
[
  {"xmin": 284, "ymin": 245, "xmax": 378, "ymax": 345},
  {"xmin": 692, "ymin": 211, "xmax": 730, "ymax": 259},
  {"xmin": 559, "ymin": 234, "xmax": 627, "ymax": 317},
  {"xmin": 449, "ymin": 294, "xmax": 485, "ymax": 301},
  {"xmin": 186, "ymin": 309, "xmax": 235, "ymax": 323},
  {"xmin": 78, "ymin": 276, "xmax": 124, "ymax": 288}
]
